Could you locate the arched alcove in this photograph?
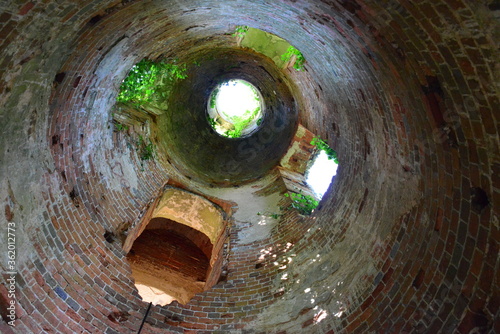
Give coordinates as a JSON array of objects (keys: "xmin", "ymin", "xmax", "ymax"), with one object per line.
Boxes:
[
  {"xmin": 127, "ymin": 218, "xmax": 212, "ymax": 306},
  {"xmin": 0, "ymin": 1, "xmax": 497, "ymax": 333},
  {"xmin": 123, "ymin": 187, "xmax": 229, "ymax": 306}
]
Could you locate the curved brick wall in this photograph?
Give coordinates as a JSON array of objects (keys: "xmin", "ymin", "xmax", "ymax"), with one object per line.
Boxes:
[
  {"xmin": 0, "ymin": 1, "xmax": 498, "ymax": 333},
  {"xmin": 159, "ymin": 48, "xmax": 298, "ymax": 186}
]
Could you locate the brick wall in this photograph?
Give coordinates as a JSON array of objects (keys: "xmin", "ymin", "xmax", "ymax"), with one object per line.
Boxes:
[{"xmin": 0, "ymin": 0, "xmax": 497, "ymax": 333}]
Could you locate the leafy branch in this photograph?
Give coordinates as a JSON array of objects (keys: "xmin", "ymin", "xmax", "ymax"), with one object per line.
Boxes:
[
  {"xmin": 208, "ymin": 117, "xmax": 217, "ymax": 128},
  {"xmin": 233, "ymin": 25, "xmax": 249, "ymax": 39},
  {"xmin": 281, "ymin": 46, "xmax": 305, "ymax": 71},
  {"xmin": 284, "ymin": 192, "xmax": 319, "ymax": 215},
  {"xmin": 117, "ymin": 59, "xmax": 187, "ymax": 105},
  {"xmin": 222, "ymin": 106, "xmax": 260, "ymax": 138},
  {"xmin": 311, "ymin": 137, "xmax": 339, "ymax": 164}
]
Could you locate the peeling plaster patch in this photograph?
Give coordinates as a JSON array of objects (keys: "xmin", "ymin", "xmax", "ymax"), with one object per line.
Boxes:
[
  {"xmin": 153, "ymin": 188, "xmax": 224, "ymax": 244},
  {"xmin": 279, "ymin": 141, "xmax": 302, "ymax": 170},
  {"xmin": 236, "ymin": 190, "xmax": 283, "ymax": 244},
  {"xmin": 192, "ymin": 173, "xmax": 285, "ymax": 244},
  {"xmin": 94, "ymin": 37, "xmax": 130, "ymax": 87},
  {"xmin": 103, "ymin": 152, "xmax": 139, "ymax": 191}
]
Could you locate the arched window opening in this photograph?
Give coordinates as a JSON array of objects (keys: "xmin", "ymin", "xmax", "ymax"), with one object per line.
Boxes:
[
  {"xmin": 123, "ymin": 187, "xmax": 229, "ymax": 306},
  {"xmin": 278, "ymin": 126, "xmax": 339, "ymax": 215},
  {"xmin": 306, "ymin": 149, "xmax": 338, "ymax": 199},
  {"xmin": 127, "ymin": 218, "xmax": 212, "ymax": 306}
]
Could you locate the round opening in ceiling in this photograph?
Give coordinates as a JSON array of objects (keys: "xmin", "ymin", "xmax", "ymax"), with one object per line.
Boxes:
[{"xmin": 207, "ymin": 79, "xmax": 264, "ymax": 138}]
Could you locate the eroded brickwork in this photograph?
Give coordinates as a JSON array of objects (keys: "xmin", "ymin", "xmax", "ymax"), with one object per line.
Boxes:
[{"xmin": 0, "ymin": 0, "xmax": 498, "ymax": 333}]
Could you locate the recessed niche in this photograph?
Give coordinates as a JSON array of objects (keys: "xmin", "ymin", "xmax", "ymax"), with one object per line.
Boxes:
[
  {"xmin": 127, "ymin": 218, "xmax": 211, "ymax": 305},
  {"xmin": 124, "ymin": 187, "xmax": 228, "ymax": 306}
]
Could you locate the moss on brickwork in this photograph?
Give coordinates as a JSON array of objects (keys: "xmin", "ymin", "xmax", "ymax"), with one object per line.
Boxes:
[{"xmin": 239, "ymin": 27, "xmax": 294, "ymax": 68}]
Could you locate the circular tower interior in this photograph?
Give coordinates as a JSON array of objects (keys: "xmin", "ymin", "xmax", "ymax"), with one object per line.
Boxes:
[{"xmin": 0, "ymin": 1, "xmax": 498, "ymax": 333}]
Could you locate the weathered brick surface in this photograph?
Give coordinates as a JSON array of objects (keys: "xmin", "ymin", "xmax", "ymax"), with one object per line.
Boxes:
[{"xmin": 0, "ymin": 0, "xmax": 498, "ymax": 333}]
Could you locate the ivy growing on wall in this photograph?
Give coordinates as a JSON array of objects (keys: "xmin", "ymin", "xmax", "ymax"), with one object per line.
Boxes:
[
  {"xmin": 311, "ymin": 137, "xmax": 339, "ymax": 164},
  {"xmin": 117, "ymin": 59, "xmax": 187, "ymax": 105},
  {"xmin": 136, "ymin": 135, "xmax": 155, "ymax": 161},
  {"xmin": 285, "ymin": 192, "xmax": 319, "ymax": 215},
  {"xmin": 281, "ymin": 46, "xmax": 305, "ymax": 71}
]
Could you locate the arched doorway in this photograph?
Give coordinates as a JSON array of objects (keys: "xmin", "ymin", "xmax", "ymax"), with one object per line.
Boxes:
[{"xmin": 124, "ymin": 187, "xmax": 228, "ymax": 305}]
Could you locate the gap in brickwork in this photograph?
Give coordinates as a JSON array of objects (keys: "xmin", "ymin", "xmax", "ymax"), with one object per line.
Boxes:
[
  {"xmin": 278, "ymin": 125, "xmax": 338, "ymax": 215},
  {"xmin": 306, "ymin": 150, "xmax": 338, "ymax": 199},
  {"xmin": 123, "ymin": 187, "xmax": 228, "ymax": 306},
  {"xmin": 306, "ymin": 136, "xmax": 339, "ymax": 200},
  {"xmin": 234, "ymin": 26, "xmax": 306, "ymax": 71},
  {"xmin": 207, "ymin": 79, "xmax": 264, "ymax": 138},
  {"xmin": 127, "ymin": 218, "xmax": 211, "ymax": 306}
]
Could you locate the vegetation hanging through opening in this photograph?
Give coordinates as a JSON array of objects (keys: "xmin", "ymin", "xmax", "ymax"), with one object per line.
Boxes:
[
  {"xmin": 311, "ymin": 137, "xmax": 338, "ymax": 164},
  {"xmin": 307, "ymin": 137, "xmax": 339, "ymax": 198},
  {"xmin": 117, "ymin": 59, "xmax": 187, "ymax": 105},
  {"xmin": 207, "ymin": 79, "xmax": 264, "ymax": 138},
  {"xmin": 232, "ymin": 26, "xmax": 306, "ymax": 71},
  {"xmin": 285, "ymin": 192, "xmax": 319, "ymax": 215},
  {"xmin": 233, "ymin": 25, "xmax": 249, "ymax": 39},
  {"xmin": 281, "ymin": 46, "xmax": 306, "ymax": 71}
]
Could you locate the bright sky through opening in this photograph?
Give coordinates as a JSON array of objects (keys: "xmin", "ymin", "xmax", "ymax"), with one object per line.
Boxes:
[
  {"xmin": 216, "ymin": 80, "xmax": 260, "ymax": 120},
  {"xmin": 307, "ymin": 151, "xmax": 338, "ymax": 198}
]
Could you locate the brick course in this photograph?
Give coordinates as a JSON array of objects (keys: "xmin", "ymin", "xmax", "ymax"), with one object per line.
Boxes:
[{"xmin": 0, "ymin": 0, "xmax": 498, "ymax": 333}]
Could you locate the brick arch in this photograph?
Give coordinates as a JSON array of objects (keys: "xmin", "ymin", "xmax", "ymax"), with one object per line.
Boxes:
[
  {"xmin": 122, "ymin": 187, "xmax": 229, "ymax": 306},
  {"xmin": 127, "ymin": 219, "xmax": 212, "ymax": 306},
  {"xmin": 151, "ymin": 188, "xmax": 225, "ymax": 246}
]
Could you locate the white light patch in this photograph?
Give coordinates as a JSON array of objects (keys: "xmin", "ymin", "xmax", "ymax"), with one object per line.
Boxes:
[
  {"xmin": 216, "ymin": 80, "xmax": 260, "ymax": 119},
  {"xmin": 306, "ymin": 150, "xmax": 338, "ymax": 198},
  {"xmin": 314, "ymin": 309, "xmax": 328, "ymax": 323}
]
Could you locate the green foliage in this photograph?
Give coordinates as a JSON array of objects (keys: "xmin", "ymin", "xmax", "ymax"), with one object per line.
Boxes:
[
  {"xmin": 281, "ymin": 46, "xmax": 306, "ymax": 71},
  {"xmin": 208, "ymin": 80, "xmax": 262, "ymax": 138},
  {"xmin": 257, "ymin": 212, "xmax": 281, "ymax": 219},
  {"xmin": 233, "ymin": 25, "xmax": 249, "ymax": 39},
  {"xmin": 223, "ymin": 129, "xmax": 240, "ymax": 139},
  {"xmin": 117, "ymin": 59, "xmax": 187, "ymax": 104},
  {"xmin": 142, "ymin": 143, "xmax": 155, "ymax": 161},
  {"xmin": 311, "ymin": 137, "xmax": 339, "ymax": 164},
  {"xmin": 114, "ymin": 123, "xmax": 128, "ymax": 132},
  {"xmin": 284, "ymin": 192, "xmax": 319, "ymax": 215},
  {"xmin": 136, "ymin": 135, "xmax": 155, "ymax": 161},
  {"xmin": 223, "ymin": 106, "xmax": 260, "ymax": 138},
  {"xmin": 210, "ymin": 88, "xmax": 219, "ymax": 108},
  {"xmin": 208, "ymin": 117, "xmax": 217, "ymax": 128}
]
